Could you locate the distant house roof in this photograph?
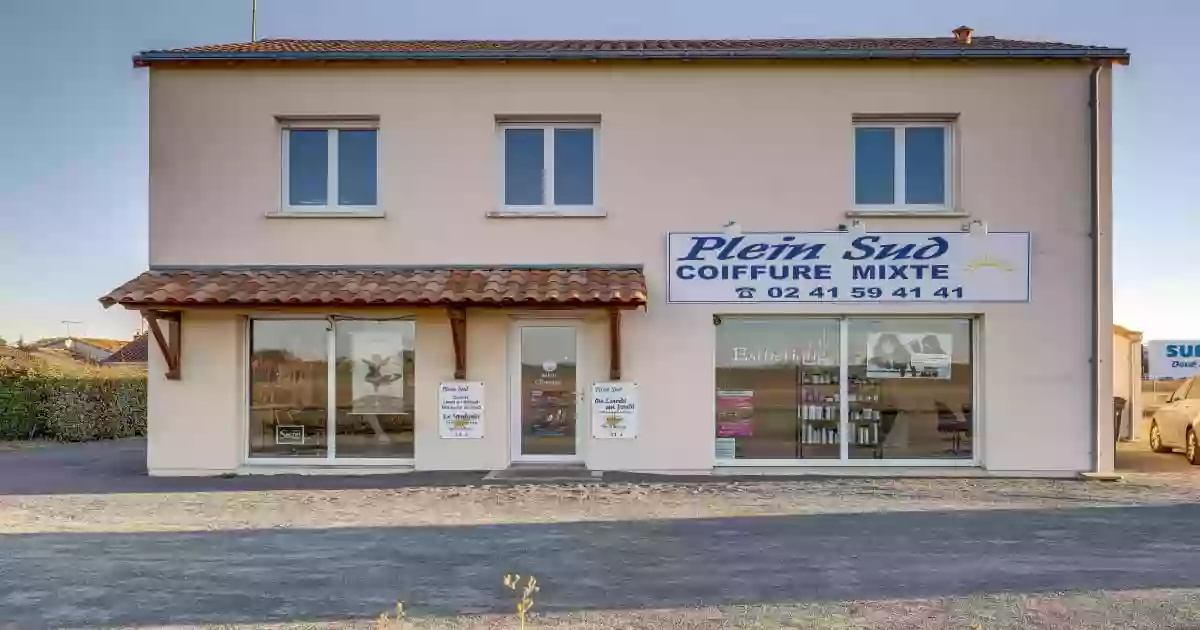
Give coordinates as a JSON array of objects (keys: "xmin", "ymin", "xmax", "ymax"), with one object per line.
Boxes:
[
  {"xmin": 133, "ymin": 33, "xmax": 1129, "ymax": 67},
  {"xmin": 103, "ymin": 335, "xmax": 149, "ymax": 364},
  {"xmin": 76, "ymin": 338, "xmax": 129, "ymax": 353},
  {"xmin": 34, "ymin": 337, "xmax": 128, "ymax": 353}
]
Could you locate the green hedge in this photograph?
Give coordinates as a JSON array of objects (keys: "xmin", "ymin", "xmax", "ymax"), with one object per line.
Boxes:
[{"xmin": 0, "ymin": 355, "xmax": 147, "ymax": 442}]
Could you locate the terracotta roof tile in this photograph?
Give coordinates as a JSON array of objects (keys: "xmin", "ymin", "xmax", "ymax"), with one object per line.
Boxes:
[
  {"xmin": 103, "ymin": 335, "xmax": 149, "ymax": 363},
  {"xmin": 134, "ymin": 36, "xmax": 1129, "ymax": 65},
  {"xmin": 100, "ymin": 267, "xmax": 647, "ymax": 309}
]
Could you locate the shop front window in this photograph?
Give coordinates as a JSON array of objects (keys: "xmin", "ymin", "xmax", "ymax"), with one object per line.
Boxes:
[
  {"xmin": 715, "ymin": 318, "xmax": 841, "ymax": 460},
  {"xmin": 248, "ymin": 318, "xmax": 415, "ymax": 461},
  {"xmin": 249, "ymin": 320, "xmax": 329, "ymax": 458},
  {"xmin": 847, "ymin": 318, "xmax": 973, "ymax": 460},
  {"xmin": 334, "ymin": 320, "xmax": 415, "ymax": 458},
  {"xmin": 714, "ymin": 316, "xmax": 974, "ymax": 463}
]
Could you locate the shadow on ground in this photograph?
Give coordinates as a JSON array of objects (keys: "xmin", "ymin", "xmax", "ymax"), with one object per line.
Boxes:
[
  {"xmin": 3, "ymin": 439, "xmax": 1101, "ymax": 496},
  {"xmin": 2, "ymin": 503, "xmax": 1199, "ymax": 626},
  {"xmin": 0, "ymin": 439, "xmax": 487, "ymax": 495}
]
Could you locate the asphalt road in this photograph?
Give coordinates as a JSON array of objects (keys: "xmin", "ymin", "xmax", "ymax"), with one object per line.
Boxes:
[{"xmin": 2, "ymin": 502, "xmax": 1199, "ymax": 627}]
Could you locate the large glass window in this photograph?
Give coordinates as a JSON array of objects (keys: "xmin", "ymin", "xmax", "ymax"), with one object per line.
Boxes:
[
  {"xmin": 715, "ymin": 318, "xmax": 841, "ymax": 460},
  {"xmin": 334, "ymin": 320, "xmax": 415, "ymax": 458},
  {"xmin": 248, "ymin": 318, "xmax": 415, "ymax": 461},
  {"xmin": 715, "ymin": 316, "xmax": 974, "ymax": 462},
  {"xmin": 249, "ymin": 320, "xmax": 329, "ymax": 458},
  {"xmin": 847, "ymin": 318, "xmax": 973, "ymax": 460}
]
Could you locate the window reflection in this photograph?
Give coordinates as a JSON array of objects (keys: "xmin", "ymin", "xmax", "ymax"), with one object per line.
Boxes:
[
  {"xmin": 248, "ymin": 320, "xmax": 328, "ymax": 458},
  {"xmin": 334, "ymin": 319, "xmax": 415, "ymax": 458},
  {"xmin": 520, "ymin": 327, "xmax": 578, "ymax": 456},
  {"xmin": 713, "ymin": 316, "xmax": 974, "ymax": 462},
  {"xmin": 714, "ymin": 318, "xmax": 840, "ymax": 459}
]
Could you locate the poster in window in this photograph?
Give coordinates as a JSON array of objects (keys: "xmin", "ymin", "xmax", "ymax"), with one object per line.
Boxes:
[
  {"xmin": 592, "ymin": 382, "xmax": 637, "ymax": 438},
  {"xmin": 350, "ymin": 330, "xmax": 407, "ymax": 414},
  {"xmin": 715, "ymin": 437, "xmax": 737, "ymax": 459},
  {"xmin": 716, "ymin": 390, "xmax": 755, "ymax": 437},
  {"xmin": 866, "ymin": 332, "xmax": 952, "ymax": 379},
  {"xmin": 438, "ymin": 381, "xmax": 484, "ymax": 439}
]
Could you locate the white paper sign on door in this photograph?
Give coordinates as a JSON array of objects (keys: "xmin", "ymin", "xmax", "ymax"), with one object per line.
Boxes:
[
  {"xmin": 438, "ymin": 381, "xmax": 484, "ymax": 439},
  {"xmin": 592, "ymin": 382, "xmax": 638, "ymax": 439}
]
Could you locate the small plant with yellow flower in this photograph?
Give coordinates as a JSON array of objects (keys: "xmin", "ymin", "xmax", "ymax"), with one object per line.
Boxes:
[{"xmin": 503, "ymin": 573, "xmax": 539, "ymax": 629}]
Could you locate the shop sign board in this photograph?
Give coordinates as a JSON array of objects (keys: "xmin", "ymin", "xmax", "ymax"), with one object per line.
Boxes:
[
  {"xmin": 592, "ymin": 382, "xmax": 638, "ymax": 438},
  {"xmin": 276, "ymin": 425, "xmax": 305, "ymax": 445},
  {"xmin": 1147, "ymin": 341, "xmax": 1200, "ymax": 379},
  {"xmin": 438, "ymin": 381, "xmax": 484, "ymax": 439},
  {"xmin": 667, "ymin": 232, "xmax": 1030, "ymax": 303}
]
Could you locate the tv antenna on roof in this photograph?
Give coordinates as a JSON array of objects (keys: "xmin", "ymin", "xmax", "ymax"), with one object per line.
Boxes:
[
  {"xmin": 61, "ymin": 320, "xmax": 83, "ymax": 339},
  {"xmin": 251, "ymin": 0, "xmax": 258, "ymax": 42}
]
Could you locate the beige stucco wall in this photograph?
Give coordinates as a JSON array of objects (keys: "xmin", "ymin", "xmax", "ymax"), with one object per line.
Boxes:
[
  {"xmin": 147, "ymin": 311, "xmax": 243, "ymax": 475},
  {"xmin": 1113, "ymin": 327, "xmax": 1144, "ymax": 440},
  {"xmin": 144, "ymin": 61, "xmax": 1114, "ymax": 475}
]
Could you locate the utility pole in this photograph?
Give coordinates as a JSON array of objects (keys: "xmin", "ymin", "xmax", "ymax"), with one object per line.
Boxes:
[
  {"xmin": 251, "ymin": 0, "xmax": 258, "ymax": 42},
  {"xmin": 61, "ymin": 320, "xmax": 83, "ymax": 339}
]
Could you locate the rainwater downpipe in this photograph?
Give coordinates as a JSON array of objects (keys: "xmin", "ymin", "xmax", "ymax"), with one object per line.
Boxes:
[{"xmin": 1088, "ymin": 62, "xmax": 1102, "ymax": 472}]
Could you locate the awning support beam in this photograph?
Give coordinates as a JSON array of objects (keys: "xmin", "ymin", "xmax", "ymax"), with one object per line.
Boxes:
[
  {"xmin": 144, "ymin": 310, "xmax": 182, "ymax": 380},
  {"xmin": 608, "ymin": 308, "xmax": 622, "ymax": 381},
  {"xmin": 448, "ymin": 306, "xmax": 468, "ymax": 380}
]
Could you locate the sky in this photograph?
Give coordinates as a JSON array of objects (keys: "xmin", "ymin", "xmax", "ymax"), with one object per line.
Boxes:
[{"xmin": 0, "ymin": 0, "xmax": 1193, "ymax": 342}]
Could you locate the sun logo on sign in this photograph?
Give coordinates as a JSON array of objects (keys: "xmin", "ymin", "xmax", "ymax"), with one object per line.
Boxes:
[{"xmin": 963, "ymin": 254, "xmax": 1015, "ymax": 273}]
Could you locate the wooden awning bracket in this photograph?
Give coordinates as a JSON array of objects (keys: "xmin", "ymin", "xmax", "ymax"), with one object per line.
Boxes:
[
  {"xmin": 608, "ymin": 308, "xmax": 622, "ymax": 381},
  {"xmin": 447, "ymin": 306, "xmax": 468, "ymax": 380},
  {"xmin": 143, "ymin": 310, "xmax": 182, "ymax": 380}
]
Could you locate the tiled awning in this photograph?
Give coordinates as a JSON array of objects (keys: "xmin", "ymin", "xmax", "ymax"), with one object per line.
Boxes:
[{"xmin": 99, "ymin": 266, "xmax": 647, "ymax": 309}]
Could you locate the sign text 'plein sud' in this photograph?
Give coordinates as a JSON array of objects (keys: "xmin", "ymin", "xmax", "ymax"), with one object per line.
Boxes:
[{"xmin": 667, "ymin": 231, "xmax": 1031, "ymax": 303}]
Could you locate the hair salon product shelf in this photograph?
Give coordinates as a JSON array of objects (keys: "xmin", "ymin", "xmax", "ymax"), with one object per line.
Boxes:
[
  {"xmin": 799, "ymin": 367, "xmax": 840, "ymax": 446},
  {"xmin": 849, "ymin": 377, "xmax": 882, "ymax": 447},
  {"xmin": 800, "ymin": 368, "xmax": 884, "ymax": 447}
]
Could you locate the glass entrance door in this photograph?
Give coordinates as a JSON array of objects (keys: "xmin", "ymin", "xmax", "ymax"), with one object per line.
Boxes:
[{"xmin": 512, "ymin": 322, "xmax": 582, "ymax": 462}]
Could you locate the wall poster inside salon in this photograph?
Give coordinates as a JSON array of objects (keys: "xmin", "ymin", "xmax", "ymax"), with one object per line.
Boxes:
[{"xmin": 866, "ymin": 332, "xmax": 952, "ymax": 379}]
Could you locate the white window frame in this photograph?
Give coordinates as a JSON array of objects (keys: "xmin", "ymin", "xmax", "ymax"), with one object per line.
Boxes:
[
  {"xmin": 852, "ymin": 121, "xmax": 954, "ymax": 214},
  {"xmin": 280, "ymin": 120, "xmax": 379, "ymax": 214},
  {"xmin": 242, "ymin": 316, "xmax": 416, "ymax": 467},
  {"xmin": 497, "ymin": 122, "xmax": 601, "ymax": 216}
]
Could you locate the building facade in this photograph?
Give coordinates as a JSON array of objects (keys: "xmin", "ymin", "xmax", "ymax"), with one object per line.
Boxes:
[{"xmin": 103, "ymin": 30, "xmax": 1129, "ymax": 476}]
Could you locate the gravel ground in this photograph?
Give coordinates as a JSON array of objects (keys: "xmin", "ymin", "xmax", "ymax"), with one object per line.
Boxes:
[
  {"xmin": 206, "ymin": 589, "xmax": 1200, "ymax": 629},
  {"xmin": 4, "ymin": 440, "xmax": 1200, "ymax": 629},
  {"xmin": 3, "ymin": 474, "xmax": 1200, "ymax": 534}
]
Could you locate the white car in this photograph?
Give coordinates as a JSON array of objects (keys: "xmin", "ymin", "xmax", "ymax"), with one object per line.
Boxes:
[{"xmin": 1148, "ymin": 377, "xmax": 1200, "ymax": 465}]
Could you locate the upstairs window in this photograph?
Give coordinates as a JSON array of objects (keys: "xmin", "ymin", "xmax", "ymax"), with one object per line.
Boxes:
[
  {"xmin": 500, "ymin": 122, "xmax": 597, "ymax": 214},
  {"xmin": 854, "ymin": 120, "xmax": 952, "ymax": 212},
  {"xmin": 282, "ymin": 120, "xmax": 378, "ymax": 213}
]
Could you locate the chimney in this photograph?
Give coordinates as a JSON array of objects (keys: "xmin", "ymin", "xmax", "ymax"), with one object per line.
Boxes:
[{"xmin": 952, "ymin": 25, "xmax": 974, "ymax": 45}]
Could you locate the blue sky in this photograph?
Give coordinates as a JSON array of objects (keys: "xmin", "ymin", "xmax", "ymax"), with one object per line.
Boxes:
[{"xmin": 0, "ymin": 0, "xmax": 1191, "ymax": 342}]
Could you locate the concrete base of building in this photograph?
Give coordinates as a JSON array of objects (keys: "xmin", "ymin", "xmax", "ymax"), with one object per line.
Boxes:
[
  {"xmin": 1078, "ymin": 471, "xmax": 1124, "ymax": 482},
  {"xmin": 711, "ymin": 467, "xmax": 1083, "ymax": 479}
]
